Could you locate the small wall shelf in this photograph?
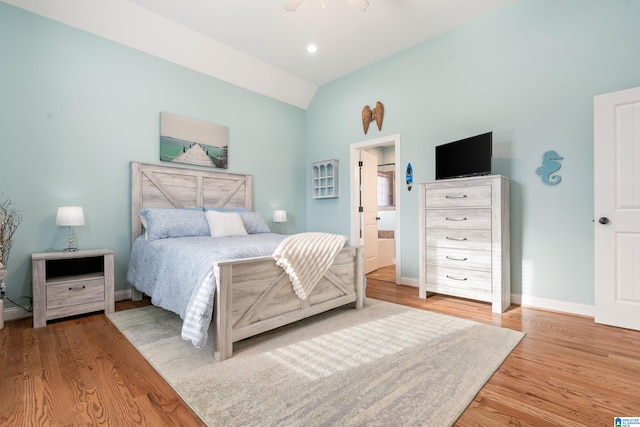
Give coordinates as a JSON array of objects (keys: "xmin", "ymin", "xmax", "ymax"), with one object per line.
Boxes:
[{"xmin": 312, "ymin": 159, "xmax": 339, "ymax": 199}]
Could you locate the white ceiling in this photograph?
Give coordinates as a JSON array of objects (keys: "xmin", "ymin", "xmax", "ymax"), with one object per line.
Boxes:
[
  {"xmin": 4, "ymin": 0, "xmax": 518, "ymax": 108},
  {"xmin": 129, "ymin": 0, "xmax": 517, "ymax": 86}
]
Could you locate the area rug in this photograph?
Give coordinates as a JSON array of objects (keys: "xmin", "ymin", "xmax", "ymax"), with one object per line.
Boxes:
[{"xmin": 107, "ymin": 299, "xmax": 523, "ymax": 426}]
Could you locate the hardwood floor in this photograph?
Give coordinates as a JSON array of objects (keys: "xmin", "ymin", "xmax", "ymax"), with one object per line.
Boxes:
[
  {"xmin": 0, "ymin": 298, "xmax": 206, "ymax": 427},
  {"xmin": 367, "ymin": 266, "xmax": 640, "ymax": 426},
  {"xmin": 2, "ymin": 269, "xmax": 639, "ymax": 426}
]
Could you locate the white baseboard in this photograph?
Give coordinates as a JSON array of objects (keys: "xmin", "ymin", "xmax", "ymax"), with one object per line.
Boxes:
[
  {"xmin": 115, "ymin": 288, "xmax": 132, "ymax": 301},
  {"xmin": 396, "ymin": 278, "xmax": 594, "ymax": 318},
  {"xmin": 399, "ymin": 276, "xmax": 419, "ymax": 287},
  {"xmin": 511, "ymin": 293, "xmax": 594, "ymax": 317},
  {"xmin": 1, "ymin": 288, "xmax": 135, "ymax": 324},
  {"xmin": 0, "ymin": 287, "xmax": 596, "ymax": 325},
  {"xmin": 3, "ymin": 304, "xmax": 31, "ymax": 322}
]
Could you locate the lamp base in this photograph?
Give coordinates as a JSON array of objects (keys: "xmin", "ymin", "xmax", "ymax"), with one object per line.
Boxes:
[{"xmin": 65, "ymin": 226, "xmax": 79, "ymax": 252}]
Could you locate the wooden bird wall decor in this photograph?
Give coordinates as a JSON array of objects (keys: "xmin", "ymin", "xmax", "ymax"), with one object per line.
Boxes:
[{"xmin": 362, "ymin": 101, "xmax": 384, "ymax": 134}]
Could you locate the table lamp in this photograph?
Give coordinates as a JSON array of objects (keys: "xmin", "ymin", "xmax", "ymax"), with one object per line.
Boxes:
[
  {"xmin": 273, "ymin": 210, "xmax": 287, "ymax": 234},
  {"xmin": 56, "ymin": 206, "xmax": 85, "ymax": 251}
]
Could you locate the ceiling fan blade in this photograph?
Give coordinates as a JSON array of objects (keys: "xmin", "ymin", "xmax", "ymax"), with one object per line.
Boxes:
[
  {"xmin": 345, "ymin": 0, "xmax": 369, "ymax": 11},
  {"xmin": 283, "ymin": 0, "xmax": 304, "ymax": 12}
]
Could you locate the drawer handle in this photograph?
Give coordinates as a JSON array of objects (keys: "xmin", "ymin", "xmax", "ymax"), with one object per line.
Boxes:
[
  {"xmin": 445, "ymin": 236, "xmax": 467, "ymax": 241},
  {"xmin": 446, "ymin": 256, "xmax": 468, "ymax": 261},
  {"xmin": 445, "ymin": 194, "xmax": 467, "ymax": 199},
  {"xmin": 446, "ymin": 275, "xmax": 468, "ymax": 281},
  {"xmin": 68, "ymin": 285, "xmax": 86, "ymax": 291},
  {"xmin": 445, "ymin": 217, "xmax": 467, "ymax": 221}
]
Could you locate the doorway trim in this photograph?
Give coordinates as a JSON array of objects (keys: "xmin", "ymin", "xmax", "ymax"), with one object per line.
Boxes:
[{"xmin": 350, "ymin": 133, "xmax": 401, "ymax": 284}]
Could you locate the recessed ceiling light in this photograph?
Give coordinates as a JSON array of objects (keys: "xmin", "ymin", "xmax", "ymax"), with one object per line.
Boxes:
[{"xmin": 307, "ymin": 44, "xmax": 318, "ymax": 54}]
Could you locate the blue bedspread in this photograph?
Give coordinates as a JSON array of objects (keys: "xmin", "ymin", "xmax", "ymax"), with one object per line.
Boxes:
[{"xmin": 126, "ymin": 233, "xmax": 286, "ymax": 348}]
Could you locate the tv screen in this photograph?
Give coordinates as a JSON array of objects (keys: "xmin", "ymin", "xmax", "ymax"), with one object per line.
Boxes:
[{"xmin": 435, "ymin": 132, "xmax": 492, "ymax": 180}]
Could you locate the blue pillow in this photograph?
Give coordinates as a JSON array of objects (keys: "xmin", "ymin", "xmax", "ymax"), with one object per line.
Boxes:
[
  {"xmin": 238, "ymin": 211, "xmax": 271, "ymax": 234},
  {"xmin": 139, "ymin": 208, "xmax": 210, "ymax": 241}
]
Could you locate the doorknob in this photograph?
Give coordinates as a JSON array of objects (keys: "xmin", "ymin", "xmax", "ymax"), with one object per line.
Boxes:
[{"xmin": 598, "ymin": 217, "xmax": 609, "ymax": 225}]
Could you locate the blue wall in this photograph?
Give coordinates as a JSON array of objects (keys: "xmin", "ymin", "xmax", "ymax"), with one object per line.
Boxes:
[
  {"xmin": 0, "ymin": 3, "xmax": 306, "ymax": 306},
  {"xmin": 2, "ymin": 0, "xmax": 640, "ymax": 314},
  {"xmin": 305, "ymin": 0, "xmax": 640, "ymax": 308}
]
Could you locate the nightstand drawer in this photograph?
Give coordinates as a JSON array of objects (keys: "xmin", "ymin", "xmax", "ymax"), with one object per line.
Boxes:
[
  {"xmin": 425, "ymin": 208, "xmax": 491, "ymax": 230},
  {"xmin": 46, "ymin": 278, "xmax": 105, "ymax": 310},
  {"xmin": 425, "ymin": 185, "xmax": 492, "ymax": 208}
]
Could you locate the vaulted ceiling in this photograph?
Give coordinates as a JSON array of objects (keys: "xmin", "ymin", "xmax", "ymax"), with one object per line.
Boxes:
[{"xmin": 4, "ymin": 0, "xmax": 518, "ymax": 108}]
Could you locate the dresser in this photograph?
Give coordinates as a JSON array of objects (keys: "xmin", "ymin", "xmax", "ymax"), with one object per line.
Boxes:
[
  {"xmin": 418, "ymin": 175, "xmax": 510, "ymax": 313},
  {"xmin": 32, "ymin": 249, "xmax": 115, "ymax": 327}
]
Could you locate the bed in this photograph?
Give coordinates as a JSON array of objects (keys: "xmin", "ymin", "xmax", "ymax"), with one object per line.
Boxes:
[{"xmin": 127, "ymin": 161, "xmax": 364, "ymax": 361}]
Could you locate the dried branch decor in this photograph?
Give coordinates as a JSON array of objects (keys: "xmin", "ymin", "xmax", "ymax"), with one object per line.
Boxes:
[{"xmin": 0, "ymin": 195, "xmax": 23, "ymax": 271}]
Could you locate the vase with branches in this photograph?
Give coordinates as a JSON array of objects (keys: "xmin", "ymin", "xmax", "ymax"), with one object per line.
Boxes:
[{"xmin": 0, "ymin": 195, "xmax": 23, "ymax": 275}]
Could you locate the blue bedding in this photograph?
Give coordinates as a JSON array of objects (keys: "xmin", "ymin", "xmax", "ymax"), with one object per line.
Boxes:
[{"xmin": 126, "ymin": 233, "xmax": 286, "ymax": 348}]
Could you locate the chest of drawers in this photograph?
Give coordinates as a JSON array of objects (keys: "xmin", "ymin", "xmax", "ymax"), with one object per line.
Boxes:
[{"xmin": 418, "ymin": 176, "xmax": 510, "ymax": 313}]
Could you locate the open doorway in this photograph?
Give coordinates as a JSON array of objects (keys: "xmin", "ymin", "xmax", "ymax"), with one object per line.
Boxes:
[{"xmin": 349, "ymin": 134, "xmax": 401, "ymax": 285}]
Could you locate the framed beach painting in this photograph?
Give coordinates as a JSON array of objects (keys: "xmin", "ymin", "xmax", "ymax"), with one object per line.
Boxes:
[{"xmin": 159, "ymin": 112, "xmax": 228, "ymax": 169}]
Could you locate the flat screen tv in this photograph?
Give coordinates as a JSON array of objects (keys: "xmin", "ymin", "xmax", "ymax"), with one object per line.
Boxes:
[{"xmin": 435, "ymin": 132, "xmax": 492, "ymax": 180}]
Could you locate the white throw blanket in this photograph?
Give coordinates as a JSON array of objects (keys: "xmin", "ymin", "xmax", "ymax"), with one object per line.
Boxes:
[{"xmin": 272, "ymin": 232, "xmax": 348, "ymax": 300}]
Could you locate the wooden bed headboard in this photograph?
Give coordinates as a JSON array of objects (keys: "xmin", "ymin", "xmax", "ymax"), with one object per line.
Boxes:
[{"xmin": 130, "ymin": 162, "xmax": 252, "ymax": 243}]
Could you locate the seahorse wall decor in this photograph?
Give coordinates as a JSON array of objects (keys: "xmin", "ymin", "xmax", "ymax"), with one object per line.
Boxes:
[{"xmin": 535, "ymin": 150, "xmax": 563, "ymax": 185}]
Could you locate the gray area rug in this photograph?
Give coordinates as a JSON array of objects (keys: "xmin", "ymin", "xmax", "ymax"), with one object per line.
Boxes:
[{"xmin": 108, "ymin": 299, "xmax": 524, "ymax": 426}]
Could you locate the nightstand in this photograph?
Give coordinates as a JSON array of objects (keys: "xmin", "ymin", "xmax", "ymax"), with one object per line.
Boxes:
[{"xmin": 32, "ymin": 249, "xmax": 115, "ymax": 328}]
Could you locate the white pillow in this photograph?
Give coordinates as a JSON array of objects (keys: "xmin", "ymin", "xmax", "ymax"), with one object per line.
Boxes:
[{"xmin": 205, "ymin": 210, "xmax": 248, "ymax": 237}]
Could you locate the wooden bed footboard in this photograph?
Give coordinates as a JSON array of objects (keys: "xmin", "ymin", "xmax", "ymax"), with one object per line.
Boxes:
[{"xmin": 213, "ymin": 245, "xmax": 364, "ymax": 361}]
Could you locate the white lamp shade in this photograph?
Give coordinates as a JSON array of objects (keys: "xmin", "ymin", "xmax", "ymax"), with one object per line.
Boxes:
[
  {"xmin": 56, "ymin": 206, "xmax": 85, "ymax": 226},
  {"xmin": 273, "ymin": 210, "xmax": 287, "ymax": 223}
]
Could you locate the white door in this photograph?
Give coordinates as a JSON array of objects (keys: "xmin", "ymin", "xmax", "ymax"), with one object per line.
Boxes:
[
  {"xmin": 594, "ymin": 86, "xmax": 640, "ymax": 330},
  {"xmin": 360, "ymin": 150, "xmax": 379, "ymax": 274}
]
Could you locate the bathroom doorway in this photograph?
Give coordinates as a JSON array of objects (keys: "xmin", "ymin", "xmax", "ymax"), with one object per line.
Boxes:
[{"xmin": 349, "ymin": 134, "xmax": 401, "ymax": 285}]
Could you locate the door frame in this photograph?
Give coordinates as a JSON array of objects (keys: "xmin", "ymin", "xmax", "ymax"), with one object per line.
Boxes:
[{"xmin": 350, "ymin": 134, "xmax": 401, "ymax": 284}]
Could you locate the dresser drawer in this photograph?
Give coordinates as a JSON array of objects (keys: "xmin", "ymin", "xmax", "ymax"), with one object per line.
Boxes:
[
  {"xmin": 426, "ymin": 266, "xmax": 491, "ymax": 293},
  {"xmin": 426, "ymin": 247, "xmax": 491, "ymax": 272},
  {"xmin": 425, "ymin": 228, "xmax": 491, "ymax": 251},
  {"xmin": 424, "ymin": 185, "xmax": 491, "ymax": 208},
  {"xmin": 425, "ymin": 208, "xmax": 491, "ymax": 230},
  {"xmin": 46, "ymin": 278, "xmax": 105, "ymax": 310}
]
